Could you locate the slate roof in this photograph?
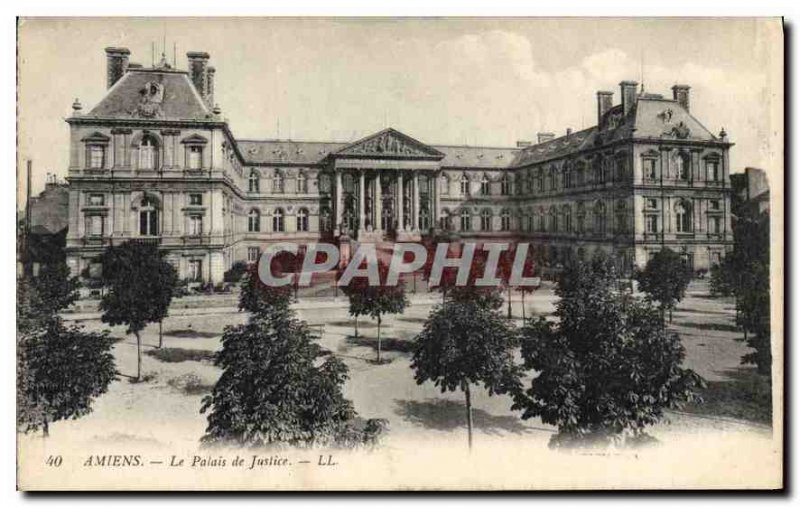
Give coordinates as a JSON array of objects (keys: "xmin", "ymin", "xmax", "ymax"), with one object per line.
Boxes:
[
  {"xmin": 234, "ymin": 138, "xmax": 520, "ymax": 168},
  {"xmin": 85, "ymin": 68, "xmax": 212, "ymax": 121}
]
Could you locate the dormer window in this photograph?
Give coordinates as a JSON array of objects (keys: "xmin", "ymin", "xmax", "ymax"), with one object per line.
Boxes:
[
  {"xmin": 480, "ymin": 175, "xmax": 490, "ymax": 196},
  {"xmin": 248, "ymin": 171, "xmax": 260, "ymax": 193},
  {"xmin": 139, "ymin": 135, "xmax": 159, "ymax": 170}
]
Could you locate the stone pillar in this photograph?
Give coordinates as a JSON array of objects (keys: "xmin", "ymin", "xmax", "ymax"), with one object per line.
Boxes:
[
  {"xmin": 358, "ymin": 170, "xmax": 366, "ymax": 233},
  {"xmin": 397, "ymin": 172, "xmax": 405, "ymax": 231},
  {"xmin": 413, "ymin": 171, "xmax": 420, "ymax": 231},
  {"xmin": 335, "ymin": 171, "xmax": 343, "ymax": 235},
  {"xmin": 374, "ymin": 174, "xmax": 382, "ymax": 232}
]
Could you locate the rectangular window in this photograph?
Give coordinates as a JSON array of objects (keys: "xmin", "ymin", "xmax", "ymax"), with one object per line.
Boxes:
[
  {"xmin": 707, "ymin": 161, "xmax": 720, "ymax": 181},
  {"xmin": 643, "ymin": 158, "xmax": 657, "ymax": 180},
  {"xmin": 646, "ymin": 215, "xmax": 658, "ymax": 233},
  {"xmin": 188, "ymin": 146, "xmax": 203, "ymax": 169},
  {"xmin": 247, "ymin": 247, "xmax": 260, "ymax": 263},
  {"xmin": 88, "ymin": 194, "xmax": 105, "ymax": 206},
  {"xmin": 710, "ymin": 251, "xmax": 722, "ymax": 265},
  {"xmin": 189, "ymin": 215, "xmax": 203, "ymax": 236},
  {"xmin": 89, "ymin": 146, "xmax": 105, "ymax": 169},
  {"xmin": 646, "ymin": 198, "xmax": 658, "ymax": 209},
  {"xmin": 708, "ymin": 216, "xmax": 722, "ymax": 234},
  {"xmin": 188, "ymin": 260, "xmax": 203, "ymax": 281},
  {"xmin": 189, "ymin": 193, "xmax": 203, "ymax": 206},
  {"xmin": 89, "ymin": 215, "xmax": 103, "ymax": 237},
  {"xmin": 709, "ymin": 199, "xmax": 721, "ymax": 211}
]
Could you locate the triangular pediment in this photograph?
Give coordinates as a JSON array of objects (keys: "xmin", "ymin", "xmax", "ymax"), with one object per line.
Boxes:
[
  {"xmin": 335, "ymin": 128, "xmax": 444, "ymax": 159},
  {"xmin": 81, "ymin": 131, "xmax": 111, "ymax": 143}
]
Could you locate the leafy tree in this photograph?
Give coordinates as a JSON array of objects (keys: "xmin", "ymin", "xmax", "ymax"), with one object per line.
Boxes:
[
  {"xmin": 223, "ymin": 261, "xmax": 249, "ymax": 284},
  {"xmin": 202, "ymin": 262, "xmax": 386, "ymax": 448},
  {"xmin": 29, "ymin": 262, "xmax": 81, "ymax": 317},
  {"xmin": 512, "ymin": 257, "xmax": 703, "ymax": 447},
  {"xmin": 99, "ymin": 241, "xmax": 177, "ymax": 379},
  {"xmin": 352, "ymin": 262, "xmax": 409, "ymax": 363},
  {"xmin": 339, "ymin": 268, "xmax": 367, "ymax": 338},
  {"xmin": 411, "ymin": 298, "xmax": 520, "ymax": 449},
  {"xmin": 497, "ymin": 245, "xmax": 539, "ymax": 320},
  {"xmin": 634, "ymin": 248, "xmax": 692, "ymax": 323}
]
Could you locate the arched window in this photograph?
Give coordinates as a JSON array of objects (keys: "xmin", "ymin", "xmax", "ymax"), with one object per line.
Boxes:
[
  {"xmin": 537, "ymin": 206, "xmax": 545, "ymax": 232},
  {"xmin": 460, "ymin": 209, "xmax": 471, "ymax": 231},
  {"xmin": 139, "ymin": 135, "xmax": 159, "ymax": 170},
  {"xmin": 419, "ymin": 207, "xmax": 430, "ymax": 231},
  {"xmin": 576, "ymin": 161, "xmax": 586, "ymax": 187},
  {"xmin": 500, "ymin": 209, "xmax": 511, "ymax": 231},
  {"xmin": 248, "ymin": 209, "xmax": 260, "ymax": 232},
  {"xmin": 562, "ymin": 205, "xmax": 572, "ymax": 233},
  {"xmin": 675, "ymin": 200, "xmax": 692, "ymax": 233},
  {"xmin": 548, "ymin": 206, "xmax": 557, "ymax": 232},
  {"xmin": 273, "ymin": 172, "xmax": 285, "ymax": 194},
  {"xmin": 536, "ymin": 168, "xmax": 544, "ymax": 192},
  {"xmin": 139, "ymin": 196, "xmax": 159, "ymax": 236},
  {"xmin": 272, "ymin": 208, "xmax": 285, "ymax": 232},
  {"xmin": 480, "ymin": 208, "xmax": 492, "ymax": 231},
  {"xmin": 548, "ymin": 166, "xmax": 557, "ymax": 191},
  {"xmin": 441, "ymin": 208, "xmax": 452, "ymax": 231},
  {"xmin": 676, "ymin": 153, "xmax": 690, "ymax": 180},
  {"xmin": 615, "ymin": 200, "xmax": 628, "ymax": 233},
  {"xmin": 563, "ymin": 163, "xmax": 572, "ymax": 189},
  {"xmin": 594, "ymin": 201, "xmax": 607, "ymax": 235},
  {"xmin": 440, "ymin": 174, "xmax": 450, "ymax": 195},
  {"xmin": 460, "ymin": 174, "xmax": 470, "ymax": 195},
  {"xmin": 500, "ymin": 174, "xmax": 510, "ymax": 195},
  {"xmin": 320, "ymin": 207, "xmax": 332, "ymax": 232},
  {"xmin": 249, "ymin": 171, "xmax": 260, "ymax": 193},
  {"xmin": 593, "ymin": 157, "xmax": 604, "ymax": 184},
  {"xmin": 296, "ymin": 208, "xmax": 309, "ymax": 232},
  {"xmin": 480, "ymin": 174, "xmax": 490, "ymax": 196},
  {"xmin": 576, "ymin": 202, "xmax": 586, "ymax": 234},
  {"xmin": 296, "ymin": 173, "xmax": 308, "ymax": 193}
]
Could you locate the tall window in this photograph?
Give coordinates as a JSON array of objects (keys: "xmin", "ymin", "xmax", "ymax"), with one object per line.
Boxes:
[
  {"xmin": 706, "ymin": 160, "xmax": 721, "ymax": 182},
  {"xmin": 563, "ymin": 165, "xmax": 572, "ymax": 189},
  {"xmin": 548, "ymin": 206, "xmax": 557, "ymax": 232},
  {"xmin": 500, "ymin": 209, "xmax": 511, "ymax": 231},
  {"xmin": 646, "ymin": 215, "xmax": 659, "ymax": 233},
  {"xmin": 548, "ymin": 167, "xmax": 556, "ymax": 191},
  {"xmin": 675, "ymin": 200, "xmax": 692, "ymax": 233},
  {"xmin": 273, "ymin": 173, "xmax": 284, "ymax": 194},
  {"xmin": 188, "ymin": 260, "xmax": 203, "ymax": 281},
  {"xmin": 272, "ymin": 208, "xmax": 285, "ymax": 232},
  {"xmin": 88, "ymin": 145, "xmax": 105, "ymax": 169},
  {"xmin": 676, "ymin": 153, "xmax": 690, "ymax": 180},
  {"xmin": 500, "ymin": 174, "xmax": 510, "ymax": 195},
  {"xmin": 139, "ymin": 135, "xmax": 158, "ymax": 170},
  {"xmin": 248, "ymin": 171, "xmax": 260, "ymax": 193},
  {"xmin": 320, "ymin": 207, "xmax": 332, "ymax": 232},
  {"xmin": 615, "ymin": 201, "xmax": 628, "ymax": 233},
  {"xmin": 593, "ymin": 201, "xmax": 606, "ymax": 235},
  {"xmin": 562, "ymin": 205, "xmax": 572, "ymax": 233},
  {"xmin": 643, "ymin": 157, "xmax": 658, "ymax": 180},
  {"xmin": 536, "ymin": 168, "xmax": 544, "ymax": 192},
  {"xmin": 708, "ymin": 216, "xmax": 722, "ymax": 234},
  {"xmin": 614, "ymin": 157, "xmax": 627, "ymax": 181},
  {"xmin": 460, "ymin": 174, "xmax": 470, "ymax": 195},
  {"xmin": 460, "ymin": 209, "xmax": 471, "ymax": 231},
  {"xmin": 576, "ymin": 162, "xmax": 585, "ymax": 187},
  {"xmin": 480, "ymin": 175, "xmax": 490, "ymax": 196},
  {"xmin": 248, "ymin": 209, "xmax": 260, "ymax": 232},
  {"xmin": 188, "ymin": 146, "xmax": 203, "ymax": 170},
  {"xmin": 480, "ymin": 208, "xmax": 492, "ymax": 231},
  {"xmin": 296, "ymin": 173, "xmax": 308, "ymax": 193},
  {"xmin": 247, "ymin": 247, "xmax": 260, "ymax": 263},
  {"xmin": 297, "ymin": 208, "xmax": 309, "ymax": 232},
  {"xmin": 139, "ymin": 196, "xmax": 159, "ymax": 236},
  {"xmin": 189, "ymin": 215, "xmax": 203, "ymax": 236},
  {"xmin": 440, "ymin": 174, "xmax": 450, "ymax": 195},
  {"xmin": 89, "ymin": 215, "xmax": 104, "ymax": 237},
  {"xmin": 576, "ymin": 204, "xmax": 585, "ymax": 234}
]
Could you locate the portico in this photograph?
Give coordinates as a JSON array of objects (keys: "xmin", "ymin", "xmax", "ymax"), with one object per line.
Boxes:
[{"xmin": 329, "ymin": 129, "xmax": 444, "ymax": 242}]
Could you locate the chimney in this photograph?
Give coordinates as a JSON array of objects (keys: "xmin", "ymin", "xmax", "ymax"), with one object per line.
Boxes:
[
  {"xmin": 516, "ymin": 140, "xmax": 532, "ymax": 148},
  {"xmin": 537, "ymin": 132, "xmax": 555, "ymax": 144},
  {"xmin": 206, "ymin": 66, "xmax": 216, "ymax": 107},
  {"xmin": 105, "ymin": 47, "xmax": 130, "ymax": 88},
  {"xmin": 596, "ymin": 90, "xmax": 613, "ymax": 124},
  {"xmin": 672, "ymin": 84, "xmax": 691, "ymax": 112},
  {"xmin": 619, "ymin": 80, "xmax": 638, "ymax": 116},
  {"xmin": 187, "ymin": 51, "xmax": 210, "ymax": 101}
]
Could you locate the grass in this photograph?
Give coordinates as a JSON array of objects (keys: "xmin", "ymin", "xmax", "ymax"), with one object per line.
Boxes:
[
  {"xmin": 167, "ymin": 373, "xmax": 214, "ymax": 395},
  {"xmin": 146, "ymin": 347, "xmax": 215, "ymax": 363},
  {"xmin": 682, "ymin": 367, "xmax": 772, "ymax": 425},
  {"xmin": 678, "ymin": 322, "xmax": 741, "ymax": 333},
  {"xmin": 164, "ymin": 329, "xmax": 219, "ymax": 339},
  {"xmin": 345, "ymin": 334, "xmax": 415, "ymax": 353}
]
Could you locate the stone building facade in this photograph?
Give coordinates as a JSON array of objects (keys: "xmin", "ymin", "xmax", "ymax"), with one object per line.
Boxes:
[{"xmin": 65, "ymin": 47, "xmax": 733, "ymax": 283}]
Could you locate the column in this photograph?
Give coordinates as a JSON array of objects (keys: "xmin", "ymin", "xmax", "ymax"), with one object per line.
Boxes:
[
  {"xmin": 358, "ymin": 170, "xmax": 366, "ymax": 233},
  {"xmin": 397, "ymin": 172, "xmax": 405, "ymax": 231},
  {"xmin": 335, "ymin": 171, "xmax": 343, "ymax": 234},
  {"xmin": 374, "ymin": 174, "xmax": 382, "ymax": 232},
  {"xmin": 413, "ymin": 171, "xmax": 420, "ymax": 231},
  {"xmin": 432, "ymin": 171, "xmax": 440, "ymax": 230}
]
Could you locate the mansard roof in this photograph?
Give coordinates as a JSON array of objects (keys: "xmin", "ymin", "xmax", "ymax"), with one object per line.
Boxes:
[
  {"xmin": 511, "ymin": 95, "xmax": 725, "ymax": 168},
  {"xmin": 84, "ymin": 68, "xmax": 212, "ymax": 121},
  {"xmin": 234, "ymin": 128, "xmax": 520, "ymax": 168}
]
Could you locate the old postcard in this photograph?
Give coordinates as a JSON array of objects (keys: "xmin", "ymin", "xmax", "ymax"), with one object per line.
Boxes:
[{"xmin": 15, "ymin": 17, "xmax": 784, "ymax": 490}]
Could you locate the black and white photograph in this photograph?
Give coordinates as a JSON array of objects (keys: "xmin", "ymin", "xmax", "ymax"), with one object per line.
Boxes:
[{"xmin": 13, "ymin": 15, "xmax": 784, "ymax": 491}]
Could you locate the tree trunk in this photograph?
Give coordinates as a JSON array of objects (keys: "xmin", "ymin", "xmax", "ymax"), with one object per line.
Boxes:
[
  {"xmin": 521, "ymin": 292, "xmax": 526, "ymax": 320},
  {"xmin": 354, "ymin": 316, "xmax": 359, "ymax": 338},
  {"xmin": 135, "ymin": 330, "xmax": 142, "ymax": 381},
  {"xmin": 507, "ymin": 286, "xmax": 512, "ymax": 319},
  {"xmin": 42, "ymin": 415, "xmax": 49, "ymax": 438},
  {"xmin": 464, "ymin": 382, "xmax": 473, "ymax": 451},
  {"xmin": 376, "ymin": 315, "xmax": 382, "ymax": 364},
  {"xmin": 158, "ymin": 320, "xmax": 163, "ymax": 349}
]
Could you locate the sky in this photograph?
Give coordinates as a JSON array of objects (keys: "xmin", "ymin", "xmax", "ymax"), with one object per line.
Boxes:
[{"xmin": 17, "ymin": 17, "xmax": 782, "ymax": 204}]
